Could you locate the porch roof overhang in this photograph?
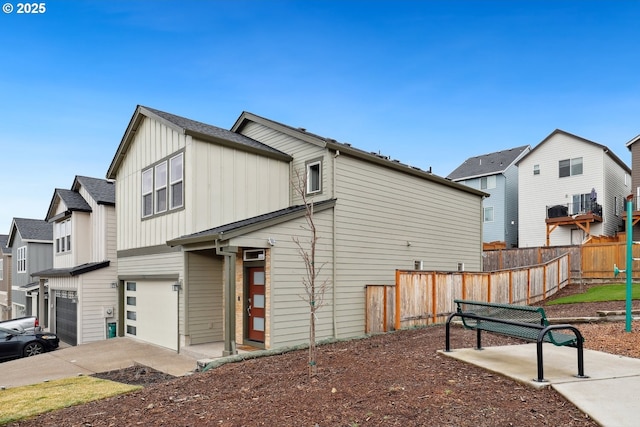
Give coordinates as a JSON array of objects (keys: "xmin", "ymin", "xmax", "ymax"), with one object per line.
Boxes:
[
  {"xmin": 33, "ymin": 261, "xmax": 110, "ymax": 278},
  {"xmin": 167, "ymin": 199, "xmax": 337, "ymax": 248}
]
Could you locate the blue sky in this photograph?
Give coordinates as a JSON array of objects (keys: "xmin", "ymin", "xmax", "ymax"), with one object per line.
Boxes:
[{"xmin": 1, "ymin": 0, "xmax": 639, "ymax": 232}]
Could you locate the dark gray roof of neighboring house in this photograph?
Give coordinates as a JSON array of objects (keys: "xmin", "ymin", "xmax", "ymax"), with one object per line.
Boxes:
[
  {"xmin": 0, "ymin": 235, "xmax": 9, "ymax": 254},
  {"xmin": 168, "ymin": 199, "xmax": 337, "ymax": 246},
  {"xmin": 33, "ymin": 261, "xmax": 110, "ymax": 278},
  {"xmin": 107, "ymin": 105, "xmax": 293, "ymax": 179},
  {"xmin": 73, "ymin": 176, "xmax": 115, "ymax": 205},
  {"xmin": 446, "ymin": 145, "xmax": 531, "ymax": 181},
  {"xmin": 8, "ymin": 218, "xmax": 53, "ymax": 246},
  {"xmin": 55, "ymin": 189, "xmax": 92, "ymax": 212}
]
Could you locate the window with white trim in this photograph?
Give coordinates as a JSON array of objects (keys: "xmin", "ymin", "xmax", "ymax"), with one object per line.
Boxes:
[
  {"xmin": 480, "ymin": 175, "xmax": 496, "ymax": 190},
  {"xmin": 155, "ymin": 161, "xmax": 168, "ymax": 213},
  {"xmin": 559, "ymin": 157, "xmax": 583, "ymax": 178},
  {"xmin": 533, "ymin": 164, "xmax": 540, "ymax": 175},
  {"xmin": 141, "ymin": 152, "xmax": 184, "ymax": 218},
  {"xmin": 17, "ymin": 246, "xmax": 27, "ymax": 273},
  {"xmin": 306, "ymin": 159, "xmax": 322, "ymax": 195},
  {"xmin": 483, "ymin": 206, "xmax": 494, "ymax": 222},
  {"xmin": 169, "ymin": 153, "xmax": 184, "ymax": 209},
  {"xmin": 55, "ymin": 219, "xmax": 71, "ymax": 254},
  {"xmin": 142, "ymin": 168, "xmax": 153, "ymax": 217}
]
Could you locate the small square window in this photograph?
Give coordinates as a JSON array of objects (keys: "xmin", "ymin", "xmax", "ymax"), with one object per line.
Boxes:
[{"xmin": 306, "ymin": 160, "xmax": 322, "ymax": 194}]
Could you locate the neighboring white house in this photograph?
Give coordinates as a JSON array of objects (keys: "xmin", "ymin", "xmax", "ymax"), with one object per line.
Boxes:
[
  {"xmin": 517, "ymin": 129, "xmax": 631, "ymax": 247},
  {"xmin": 447, "ymin": 145, "xmax": 530, "ymax": 248},
  {"xmin": 33, "ymin": 176, "xmax": 118, "ymax": 345},
  {"xmin": 105, "ymin": 105, "xmax": 487, "ymax": 356}
]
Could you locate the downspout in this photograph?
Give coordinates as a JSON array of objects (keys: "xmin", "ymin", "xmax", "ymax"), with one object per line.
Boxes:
[
  {"xmin": 332, "ymin": 150, "xmax": 339, "ymax": 338},
  {"xmin": 216, "ymin": 240, "xmax": 238, "ymax": 356}
]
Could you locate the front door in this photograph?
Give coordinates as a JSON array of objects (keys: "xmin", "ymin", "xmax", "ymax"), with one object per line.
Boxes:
[{"xmin": 247, "ymin": 267, "xmax": 265, "ymax": 342}]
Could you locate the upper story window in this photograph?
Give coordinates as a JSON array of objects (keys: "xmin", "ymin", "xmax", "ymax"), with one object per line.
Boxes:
[
  {"xmin": 169, "ymin": 153, "xmax": 184, "ymax": 209},
  {"xmin": 0, "ymin": 259, "xmax": 3, "ymax": 280},
  {"xmin": 142, "ymin": 152, "xmax": 184, "ymax": 218},
  {"xmin": 559, "ymin": 157, "xmax": 583, "ymax": 178},
  {"xmin": 306, "ymin": 159, "xmax": 322, "ymax": 195},
  {"xmin": 480, "ymin": 175, "xmax": 496, "ymax": 190},
  {"xmin": 55, "ymin": 219, "xmax": 71, "ymax": 254},
  {"xmin": 483, "ymin": 206, "xmax": 494, "ymax": 222},
  {"xmin": 533, "ymin": 164, "xmax": 540, "ymax": 175},
  {"xmin": 17, "ymin": 246, "xmax": 26, "ymax": 273}
]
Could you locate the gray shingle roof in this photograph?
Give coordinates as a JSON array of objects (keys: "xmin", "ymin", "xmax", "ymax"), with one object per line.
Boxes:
[
  {"xmin": 0, "ymin": 235, "xmax": 9, "ymax": 254},
  {"xmin": 12, "ymin": 218, "xmax": 53, "ymax": 242},
  {"xmin": 447, "ymin": 145, "xmax": 530, "ymax": 181},
  {"xmin": 74, "ymin": 176, "xmax": 115, "ymax": 205},
  {"xmin": 168, "ymin": 199, "xmax": 336, "ymax": 246},
  {"xmin": 56, "ymin": 189, "xmax": 92, "ymax": 212},
  {"xmin": 142, "ymin": 106, "xmax": 291, "ymax": 159}
]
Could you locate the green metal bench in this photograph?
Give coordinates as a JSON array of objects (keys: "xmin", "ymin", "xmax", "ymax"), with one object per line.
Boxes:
[{"xmin": 445, "ymin": 299, "xmax": 588, "ymax": 382}]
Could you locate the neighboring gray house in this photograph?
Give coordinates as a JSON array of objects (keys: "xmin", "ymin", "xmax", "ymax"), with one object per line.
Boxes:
[
  {"xmin": 33, "ymin": 176, "xmax": 117, "ymax": 346},
  {"xmin": 448, "ymin": 145, "xmax": 531, "ymax": 248},
  {"xmin": 6, "ymin": 218, "xmax": 53, "ymax": 323},
  {"xmin": 105, "ymin": 105, "xmax": 487, "ymax": 356},
  {"xmin": 0, "ymin": 234, "xmax": 11, "ymax": 320}
]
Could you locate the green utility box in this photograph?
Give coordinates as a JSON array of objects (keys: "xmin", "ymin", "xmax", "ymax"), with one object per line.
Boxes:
[{"xmin": 107, "ymin": 322, "xmax": 117, "ymax": 339}]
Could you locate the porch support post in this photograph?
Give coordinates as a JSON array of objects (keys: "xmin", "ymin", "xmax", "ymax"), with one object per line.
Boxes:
[
  {"xmin": 217, "ymin": 242, "xmax": 238, "ymax": 356},
  {"xmin": 38, "ymin": 278, "xmax": 46, "ymax": 329}
]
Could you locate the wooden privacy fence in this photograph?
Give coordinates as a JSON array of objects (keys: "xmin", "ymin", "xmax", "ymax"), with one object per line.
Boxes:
[
  {"xmin": 483, "ymin": 241, "xmax": 640, "ymax": 280},
  {"xmin": 365, "ymin": 253, "xmax": 570, "ymax": 334}
]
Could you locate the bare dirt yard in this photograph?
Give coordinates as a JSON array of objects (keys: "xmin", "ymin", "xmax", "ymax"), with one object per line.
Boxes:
[{"xmin": 9, "ymin": 285, "xmax": 640, "ymax": 427}]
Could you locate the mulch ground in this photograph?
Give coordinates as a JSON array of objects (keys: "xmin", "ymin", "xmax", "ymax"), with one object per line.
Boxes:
[{"xmin": 8, "ymin": 284, "xmax": 640, "ymax": 427}]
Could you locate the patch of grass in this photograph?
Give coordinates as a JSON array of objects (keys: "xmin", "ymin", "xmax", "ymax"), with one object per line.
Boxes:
[
  {"xmin": 0, "ymin": 376, "xmax": 140, "ymax": 425},
  {"xmin": 546, "ymin": 284, "xmax": 640, "ymax": 305}
]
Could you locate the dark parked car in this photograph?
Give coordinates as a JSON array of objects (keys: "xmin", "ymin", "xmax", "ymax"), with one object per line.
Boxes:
[{"xmin": 0, "ymin": 327, "xmax": 59, "ymax": 361}]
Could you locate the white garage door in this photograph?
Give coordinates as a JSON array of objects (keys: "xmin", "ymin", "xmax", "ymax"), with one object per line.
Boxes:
[{"xmin": 125, "ymin": 280, "xmax": 178, "ymax": 351}]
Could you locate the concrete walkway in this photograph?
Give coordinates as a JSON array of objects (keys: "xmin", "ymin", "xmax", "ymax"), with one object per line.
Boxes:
[
  {"xmin": 441, "ymin": 343, "xmax": 640, "ymax": 427},
  {"xmin": 0, "ymin": 337, "xmax": 204, "ymax": 389}
]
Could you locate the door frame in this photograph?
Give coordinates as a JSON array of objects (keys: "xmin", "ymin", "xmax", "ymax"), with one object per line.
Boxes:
[{"xmin": 243, "ymin": 255, "xmax": 266, "ymax": 348}]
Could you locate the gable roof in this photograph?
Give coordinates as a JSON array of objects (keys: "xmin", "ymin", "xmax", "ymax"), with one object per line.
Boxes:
[
  {"xmin": 7, "ymin": 218, "xmax": 53, "ymax": 247},
  {"xmin": 168, "ymin": 199, "xmax": 337, "ymax": 247},
  {"xmin": 232, "ymin": 111, "xmax": 488, "ymax": 198},
  {"xmin": 73, "ymin": 176, "xmax": 115, "ymax": 205},
  {"xmin": 447, "ymin": 145, "xmax": 531, "ymax": 181},
  {"xmin": 44, "ymin": 176, "xmax": 116, "ymax": 222},
  {"xmin": 0, "ymin": 234, "xmax": 9, "ymax": 255},
  {"xmin": 516, "ymin": 129, "xmax": 631, "ymax": 173},
  {"xmin": 106, "ymin": 105, "xmax": 293, "ymax": 179}
]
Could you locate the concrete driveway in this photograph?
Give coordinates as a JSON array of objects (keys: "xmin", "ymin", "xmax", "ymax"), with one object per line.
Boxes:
[{"xmin": 0, "ymin": 337, "xmax": 201, "ymax": 389}]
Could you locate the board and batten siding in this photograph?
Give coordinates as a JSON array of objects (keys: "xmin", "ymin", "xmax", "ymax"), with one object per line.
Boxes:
[
  {"xmin": 114, "ymin": 116, "xmax": 291, "ymax": 252},
  {"xmin": 332, "ymin": 154, "xmax": 483, "ymax": 338},
  {"xmin": 518, "ymin": 133, "xmax": 606, "ymax": 247},
  {"xmin": 185, "ymin": 250, "xmax": 223, "ymax": 345}
]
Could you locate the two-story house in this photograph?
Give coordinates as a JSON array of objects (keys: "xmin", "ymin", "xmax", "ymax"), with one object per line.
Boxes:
[
  {"xmin": 0, "ymin": 234, "xmax": 11, "ymax": 320},
  {"xmin": 447, "ymin": 145, "xmax": 531, "ymax": 248},
  {"xmin": 6, "ymin": 218, "xmax": 53, "ymax": 323},
  {"xmin": 518, "ymin": 129, "xmax": 631, "ymax": 247},
  {"xmin": 33, "ymin": 176, "xmax": 117, "ymax": 346},
  {"xmin": 624, "ymin": 135, "xmax": 640, "ymax": 241},
  {"xmin": 106, "ymin": 105, "xmax": 487, "ymax": 356}
]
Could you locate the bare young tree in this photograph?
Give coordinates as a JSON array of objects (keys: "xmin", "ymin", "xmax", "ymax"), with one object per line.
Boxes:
[{"xmin": 292, "ymin": 168, "xmax": 331, "ymax": 378}]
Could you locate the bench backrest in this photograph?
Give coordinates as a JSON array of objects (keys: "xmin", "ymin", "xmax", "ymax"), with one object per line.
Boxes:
[{"xmin": 454, "ymin": 299, "xmax": 548, "ymax": 327}]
